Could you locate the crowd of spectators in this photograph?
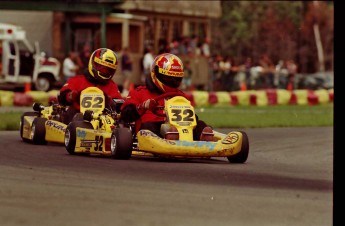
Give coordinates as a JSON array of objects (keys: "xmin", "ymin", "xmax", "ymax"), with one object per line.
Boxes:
[
  {"xmin": 143, "ymin": 35, "xmax": 299, "ymax": 92},
  {"xmin": 63, "ymin": 37, "xmax": 300, "ymax": 93}
]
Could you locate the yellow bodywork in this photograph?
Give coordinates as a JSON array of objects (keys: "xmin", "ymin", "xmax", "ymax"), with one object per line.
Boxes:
[
  {"xmin": 137, "ymin": 129, "xmax": 244, "ymax": 157},
  {"xmin": 22, "ymin": 114, "xmax": 66, "ymax": 143},
  {"xmin": 73, "ymin": 87, "xmax": 116, "ymax": 155},
  {"xmin": 73, "ymin": 127, "xmax": 113, "ymax": 156},
  {"xmin": 135, "ymin": 95, "xmax": 244, "ymax": 158}
]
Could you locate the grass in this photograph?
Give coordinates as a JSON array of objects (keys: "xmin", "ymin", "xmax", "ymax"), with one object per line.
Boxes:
[
  {"xmin": 196, "ymin": 103, "xmax": 333, "ymax": 128},
  {"xmin": 0, "ymin": 103, "xmax": 333, "ymax": 131}
]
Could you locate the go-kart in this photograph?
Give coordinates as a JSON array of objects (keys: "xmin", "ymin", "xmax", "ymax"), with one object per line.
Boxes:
[
  {"xmin": 125, "ymin": 92, "xmax": 249, "ymax": 163},
  {"xmin": 64, "ymin": 87, "xmax": 133, "ymax": 159},
  {"xmin": 20, "ymin": 87, "xmax": 106, "ymax": 145},
  {"xmin": 20, "ymin": 99, "xmax": 70, "ymax": 145}
]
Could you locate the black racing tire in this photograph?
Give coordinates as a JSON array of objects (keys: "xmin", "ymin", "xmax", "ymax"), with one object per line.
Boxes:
[
  {"xmin": 20, "ymin": 112, "xmax": 40, "ymax": 143},
  {"xmin": 65, "ymin": 121, "xmax": 93, "ymax": 155},
  {"xmin": 110, "ymin": 127, "xmax": 133, "ymax": 160},
  {"xmin": 227, "ymin": 131, "xmax": 249, "ymax": 163},
  {"xmin": 31, "ymin": 117, "xmax": 47, "ymax": 145}
]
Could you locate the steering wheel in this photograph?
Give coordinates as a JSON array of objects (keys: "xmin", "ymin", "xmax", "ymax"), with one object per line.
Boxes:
[{"xmin": 151, "ymin": 92, "xmax": 188, "ymax": 117}]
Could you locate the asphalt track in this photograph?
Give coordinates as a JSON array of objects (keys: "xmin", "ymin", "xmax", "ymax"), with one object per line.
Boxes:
[{"xmin": 0, "ymin": 127, "xmax": 333, "ymax": 226}]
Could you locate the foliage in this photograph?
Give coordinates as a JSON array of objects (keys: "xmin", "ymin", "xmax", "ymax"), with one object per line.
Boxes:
[{"xmin": 212, "ymin": 1, "xmax": 333, "ymax": 73}]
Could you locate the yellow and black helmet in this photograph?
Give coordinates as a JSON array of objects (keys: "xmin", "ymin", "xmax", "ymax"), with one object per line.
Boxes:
[{"xmin": 88, "ymin": 48, "xmax": 118, "ymax": 84}]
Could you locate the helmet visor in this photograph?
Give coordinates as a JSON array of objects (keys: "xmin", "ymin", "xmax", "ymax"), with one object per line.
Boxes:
[
  {"xmin": 156, "ymin": 72, "xmax": 183, "ymax": 88},
  {"xmin": 94, "ymin": 62, "xmax": 116, "ymax": 79}
]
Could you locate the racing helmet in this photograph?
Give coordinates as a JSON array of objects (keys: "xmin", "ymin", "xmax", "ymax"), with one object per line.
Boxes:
[
  {"xmin": 150, "ymin": 53, "xmax": 184, "ymax": 93},
  {"xmin": 88, "ymin": 48, "xmax": 118, "ymax": 84}
]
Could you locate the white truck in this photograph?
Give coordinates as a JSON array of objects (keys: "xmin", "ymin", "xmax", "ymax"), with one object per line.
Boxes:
[{"xmin": 0, "ymin": 23, "xmax": 61, "ymax": 92}]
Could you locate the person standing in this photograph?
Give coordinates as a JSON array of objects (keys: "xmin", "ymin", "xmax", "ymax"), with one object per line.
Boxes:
[
  {"xmin": 79, "ymin": 44, "xmax": 92, "ymax": 73},
  {"xmin": 121, "ymin": 47, "xmax": 133, "ymax": 95},
  {"xmin": 62, "ymin": 51, "xmax": 79, "ymax": 83},
  {"xmin": 142, "ymin": 46, "xmax": 154, "ymax": 84}
]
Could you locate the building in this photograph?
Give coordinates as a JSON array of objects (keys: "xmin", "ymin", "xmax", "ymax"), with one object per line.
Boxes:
[{"xmin": 0, "ymin": 0, "xmax": 221, "ymax": 88}]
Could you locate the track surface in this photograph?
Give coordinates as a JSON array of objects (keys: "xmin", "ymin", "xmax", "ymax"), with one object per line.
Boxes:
[{"xmin": 0, "ymin": 127, "xmax": 333, "ymax": 226}]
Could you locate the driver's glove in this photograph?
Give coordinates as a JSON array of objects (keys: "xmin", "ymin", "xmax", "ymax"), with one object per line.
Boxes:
[
  {"xmin": 66, "ymin": 90, "xmax": 79, "ymax": 104},
  {"xmin": 137, "ymin": 99, "xmax": 157, "ymax": 115}
]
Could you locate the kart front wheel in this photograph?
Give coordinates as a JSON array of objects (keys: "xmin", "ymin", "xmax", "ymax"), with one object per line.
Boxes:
[
  {"xmin": 20, "ymin": 112, "xmax": 39, "ymax": 143},
  {"xmin": 65, "ymin": 121, "xmax": 93, "ymax": 155},
  {"xmin": 31, "ymin": 117, "xmax": 47, "ymax": 145},
  {"xmin": 110, "ymin": 128, "xmax": 133, "ymax": 160},
  {"xmin": 227, "ymin": 131, "xmax": 249, "ymax": 163}
]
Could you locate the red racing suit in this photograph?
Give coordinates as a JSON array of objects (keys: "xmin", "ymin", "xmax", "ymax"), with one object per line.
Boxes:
[
  {"xmin": 59, "ymin": 75, "xmax": 123, "ymax": 110},
  {"xmin": 120, "ymin": 86, "xmax": 185, "ymax": 133}
]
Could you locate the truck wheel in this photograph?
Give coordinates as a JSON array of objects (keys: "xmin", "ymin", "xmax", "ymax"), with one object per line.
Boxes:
[
  {"xmin": 110, "ymin": 128, "xmax": 133, "ymax": 160},
  {"xmin": 20, "ymin": 112, "xmax": 39, "ymax": 143},
  {"xmin": 65, "ymin": 121, "xmax": 93, "ymax": 155},
  {"xmin": 31, "ymin": 117, "xmax": 47, "ymax": 145},
  {"xmin": 227, "ymin": 131, "xmax": 249, "ymax": 163},
  {"xmin": 35, "ymin": 76, "xmax": 52, "ymax": 92}
]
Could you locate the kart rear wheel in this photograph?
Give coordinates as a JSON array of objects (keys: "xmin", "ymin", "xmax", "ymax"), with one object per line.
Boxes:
[
  {"xmin": 110, "ymin": 128, "xmax": 133, "ymax": 160},
  {"xmin": 20, "ymin": 112, "xmax": 40, "ymax": 143},
  {"xmin": 227, "ymin": 131, "xmax": 249, "ymax": 163},
  {"xmin": 65, "ymin": 121, "xmax": 93, "ymax": 155},
  {"xmin": 31, "ymin": 117, "xmax": 48, "ymax": 145}
]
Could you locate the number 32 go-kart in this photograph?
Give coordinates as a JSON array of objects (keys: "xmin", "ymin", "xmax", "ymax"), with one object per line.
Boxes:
[{"xmin": 132, "ymin": 92, "xmax": 249, "ymax": 163}]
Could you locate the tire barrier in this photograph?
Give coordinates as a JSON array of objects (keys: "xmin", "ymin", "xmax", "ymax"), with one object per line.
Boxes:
[
  {"xmin": 187, "ymin": 88, "xmax": 333, "ymax": 107},
  {"xmin": 0, "ymin": 89, "xmax": 334, "ymax": 107}
]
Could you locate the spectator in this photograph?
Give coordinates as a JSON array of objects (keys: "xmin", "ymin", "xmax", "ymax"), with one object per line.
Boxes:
[
  {"xmin": 219, "ymin": 56, "xmax": 232, "ymax": 91},
  {"xmin": 201, "ymin": 37, "xmax": 211, "ymax": 58},
  {"xmin": 243, "ymin": 57, "xmax": 253, "ymax": 90},
  {"xmin": 286, "ymin": 59, "xmax": 297, "ymax": 90},
  {"xmin": 181, "ymin": 60, "xmax": 192, "ymax": 91},
  {"xmin": 142, "ymin": 46, "xmax": 154, "ymax": 84},
  {"xmin": 258, "ymin": 54, "xmax": 275, "ymax": 89},
  {"xmin": 79, "ymin": 44, "xmax": 92, "ymax": 71},
  {"xmin": 62, "ymin": 51, "xmax": 79, "ymax": 83},
  {"xmin": 121, "ymin": 47, "xmax": 133, "ymax": 95},
  {"xmin": 275, "ymin": 60, "xmax": 289, "ymax": 89}
]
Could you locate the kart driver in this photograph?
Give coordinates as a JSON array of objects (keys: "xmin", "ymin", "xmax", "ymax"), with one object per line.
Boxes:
[
  {"xmin": 58, "ymin": 48, "xmax": 123, "ymax": 124},
  {"xmin": 120, "ymin": 53, "xmax": 214, "ymax": 141}
]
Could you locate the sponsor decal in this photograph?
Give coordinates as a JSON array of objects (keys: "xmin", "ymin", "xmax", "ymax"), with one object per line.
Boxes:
[
  {"xmin": 77, "ymin": 129, "xmax": 87, "ymax": 139},
  {"xmin": 175, "ymin": 140, "xmax": 217, "ymax": 151},
  {"xmin": 46, "ymin": 120, "xmax": 66, "ymax": 132},
  {"xmin": 177, "ymin": 122, "xmax": 192, "ymax": 126},
  {"xmin": 80, "ymin": 142, "xmax": 92, "ymax": 148},
  {"xmin": 182, "ymin": 129, "xmax": 189, "ymax": 134},
  {"xmin": 222, "ymin": 132, "xmax": 239, "ymax": 144},
  {"xmin": 169, "ymin": 105, "xmax": 191, "ymax": 109}
]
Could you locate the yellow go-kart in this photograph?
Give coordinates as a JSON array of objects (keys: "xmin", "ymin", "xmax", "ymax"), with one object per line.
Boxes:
[
  {"xmin": 63, "ymin": 87, "xmax": 133, "ymax": 159},
  {"xmin": 127, "ymin": 92, "xmax": 249, "ymax": 163},
  {"xmin": 20, "ymin": 99, "xmax": 71, "ymax": 145}
]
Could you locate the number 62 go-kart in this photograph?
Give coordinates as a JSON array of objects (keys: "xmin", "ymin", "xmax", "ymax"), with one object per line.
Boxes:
[
  {"xmin": 64, "ymin": 86, "xmax": 133, "ymax": 159},
  {"xmin": 130, "ymin": 92, "xmax": 249, "ymax": 163}
]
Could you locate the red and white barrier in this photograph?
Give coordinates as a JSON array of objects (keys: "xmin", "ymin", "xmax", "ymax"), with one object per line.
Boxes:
[{"xmin": 0, "ymin": 89, "xmax": 334, "ymax": 107}]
